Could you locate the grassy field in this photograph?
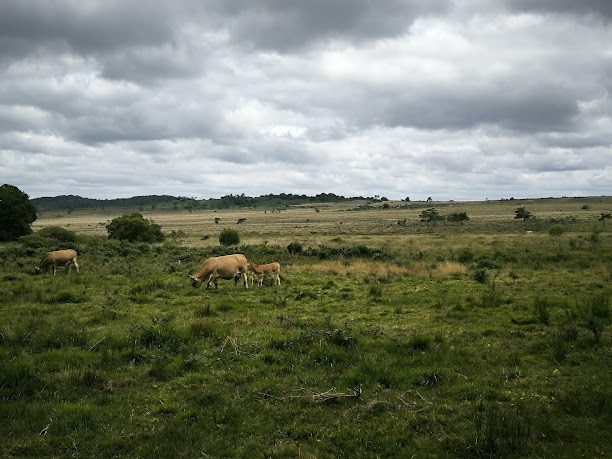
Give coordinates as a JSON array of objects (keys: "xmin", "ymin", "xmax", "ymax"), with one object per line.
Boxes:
[{"xmin": 2, "ymin": 197, "xmax": 611, "ymax": 457}]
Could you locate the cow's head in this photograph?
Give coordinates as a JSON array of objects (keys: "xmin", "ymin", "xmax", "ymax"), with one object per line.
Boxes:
[{"xmin": 188, "ymin": 274, "xmax": 202, "ymax": 288}]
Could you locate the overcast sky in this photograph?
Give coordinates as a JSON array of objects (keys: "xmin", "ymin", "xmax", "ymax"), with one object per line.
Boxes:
[{"xmin": 1, "ymin": 0, "xmax": 611, "ymax": 200}]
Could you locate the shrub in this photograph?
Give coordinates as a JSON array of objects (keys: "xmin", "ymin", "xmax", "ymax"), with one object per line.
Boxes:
[
  {"xmin": 106, "ymin": 213, "xmax": 164, "ymax": 243},
  {"xmin": 37, "ymin": 226, "xmax": 78, "ymax": 242},
  {"xmin": 447, "ymin": 211, "xmax": 470, "ymax": 225},
  {"xmin": 419, "ymin": 207, "xmax": 442, "ymax": 226},
  {"xmin": 473, "ymin": 268, "xmax": 488, "ymax": 283},
  {"xmin": 219, "ymin": 228, "xmax": 240, "ymax": 246},
  {"xmin": 457, "ymin": 248, "xmax": 475, "ymax": 263},
  {"xmin": 287, "ymin": 241, "xmax": 303, "ymax": 255},
  {"xmin": 514, "ymin": 207, "xmax": 533, "ymax": 221}
]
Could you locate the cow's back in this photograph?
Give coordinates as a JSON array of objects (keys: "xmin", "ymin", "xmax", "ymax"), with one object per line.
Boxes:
[
  {"xmin": 41, "ymin": 249, "xmax": 77, "ymax": 266},
  {"xmin": 196, "ymin": 253, "xmax": 248, "ymax": 278}
]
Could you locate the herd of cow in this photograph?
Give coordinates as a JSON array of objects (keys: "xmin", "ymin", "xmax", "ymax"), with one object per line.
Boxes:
[{"xmin": 35, "ymin": 250, "xmax": 281, "ymax": 289}]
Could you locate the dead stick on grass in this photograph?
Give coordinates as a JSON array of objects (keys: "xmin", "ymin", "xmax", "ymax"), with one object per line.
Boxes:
[
  {"xmin": 276, "ymin": 315, "xmax": 301, "ymax": 328},
  {"xmin": 252, "ymin": 386, "xmax": 362, "ymax": 404},
  {"xmin": 220, "ymin": 336, "xmax": 239, "ymax": 355},
  {"xmin": 310, "ymin": 386, "xmax": 362, "ymax": 403},
  {"xmin": 88, "ymin": 336, "xmax": 106, "ymax": 351}
]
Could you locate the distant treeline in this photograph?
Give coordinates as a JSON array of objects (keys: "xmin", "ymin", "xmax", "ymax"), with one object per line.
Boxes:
[{"xmin": 31, "ymin": 192, "xmax": 370, "ymax": 212}]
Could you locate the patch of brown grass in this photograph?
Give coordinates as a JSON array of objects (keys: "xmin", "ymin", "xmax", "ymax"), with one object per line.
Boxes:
[
  {"xmin": 432, "ymin": 261, "xmax": 466, "ymax": 278},
  {"xmin": 291, "ymin": 260, "xmax": 411, "ymax": 280}
]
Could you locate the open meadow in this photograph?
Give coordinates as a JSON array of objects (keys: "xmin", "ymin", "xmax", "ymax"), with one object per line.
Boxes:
[{"xmin": 1, "ymin": 197, "xmax": 611, "ymax": 457}]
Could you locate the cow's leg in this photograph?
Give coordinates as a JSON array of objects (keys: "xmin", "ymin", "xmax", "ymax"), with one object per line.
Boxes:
[
  {"xmin": 68, "ymin": 263, "xmax": 72, "ymax": 274},
  {"xmin": 242, "ymin": 270, "xmax": 249, "ymax": 289},
  {"xmin": 53, "ymin": 265, "xmax": 56, "ymax": 275},
  {"xmin": 73, "ymin": 260, "xmax": 80, "ymax": 274},
  {"xmin": 276, "ymin": 274, "xmax": 281, "ymax": 286},
  {"xmin": 205, "ymin": 274, "xmax": 214, "ymax": 289}
]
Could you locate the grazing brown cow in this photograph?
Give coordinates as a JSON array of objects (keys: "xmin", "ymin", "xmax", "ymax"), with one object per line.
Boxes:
[
  {"xmin": 188, "ymin": 254, "xmax": 249, "ymax": 289},
  {"xmin": 35, "ymin": 249, "xmax": 80, "ymax": 275},
  {"xmin": 247, "ymin": 262, "xmax": 281, "ymax": 286}
]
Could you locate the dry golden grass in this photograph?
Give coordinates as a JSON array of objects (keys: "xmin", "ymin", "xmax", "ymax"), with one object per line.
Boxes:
[
  {"xmin": 290, "ymin": 260, "xmax": 412, "ymax": 280},
  {"xmin": 288, "ymin": 259, "xmax": 467, "ymax": 281},
  {"xmin": 432, "ymin": 261, "xmax": 467, "ymax": 278}
]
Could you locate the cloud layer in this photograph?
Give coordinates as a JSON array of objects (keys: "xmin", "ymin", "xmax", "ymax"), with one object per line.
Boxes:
[{"xmin": 1, "ymin": 0, "xmax": 610, "ymax": 199}]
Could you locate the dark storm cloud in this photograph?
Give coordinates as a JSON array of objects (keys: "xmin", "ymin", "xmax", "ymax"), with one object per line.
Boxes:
[
  {"xmin": 505, "ymin": 0, "xmax": 612, "ymax": 18},
  {"xmin": 203, "ymin": 0, "xmax": 451, "ymax": 51},
  {"xmin": 380, "ymin": 85, "xmax": 579, "ymax": 132},
  {"xmin": 0, "ymin": 0, "xmax": 177, "ymax": 57}
]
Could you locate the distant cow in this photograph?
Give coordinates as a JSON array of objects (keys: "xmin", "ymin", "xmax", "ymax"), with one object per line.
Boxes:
[
  {"xmin": 189, "ymin": 254, "xmax": 249, "ymax": 289},
  {"xmin": 35, "ymin": 249, "xmax": 80, "ymax": 275},
  {"xmin": 248, "ymin": 262, "xmax": 281, "ymax": 286}
]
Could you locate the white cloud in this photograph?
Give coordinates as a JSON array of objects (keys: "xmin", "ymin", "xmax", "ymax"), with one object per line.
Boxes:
[{"xmin": 0, "ymin": 1, "xmax": 610, "ymax": 200}]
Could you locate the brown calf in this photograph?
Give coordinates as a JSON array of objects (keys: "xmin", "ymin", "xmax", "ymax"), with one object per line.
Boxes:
[{"xmin": 247, "ymin": 262, "xmax": 281, "ymax": 286}]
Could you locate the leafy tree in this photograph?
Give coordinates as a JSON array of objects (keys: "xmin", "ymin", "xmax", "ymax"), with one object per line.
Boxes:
[
  {"xmin": 0, "ymin": 184, "xmax": 38, "ymax": 241},
  {"xmin": 106, "ymin": 213, "xmax": 164, "ymax": 242},
  {"xmin": 514, "ymin": 207, "xmax": 533, "ymax": 222},
  {"xmin": 219, "ymin": 228, "xmax": 240, "ymax": 246},
  {"xmin": 382, "ymin": 203, "xmax": 390, "ymax": 209},
  {"xmin": 447, "ymin": 212, "xmax": 470, "ymax": 226},
  {"xmin": 419, "ymin": 207, "xmax": 442, "ymax": 226}
]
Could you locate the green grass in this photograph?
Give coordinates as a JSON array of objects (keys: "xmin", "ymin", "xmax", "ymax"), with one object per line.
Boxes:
[{"xmin": 1, "ymin": 200, "xmax": 611, "ymax": 457}]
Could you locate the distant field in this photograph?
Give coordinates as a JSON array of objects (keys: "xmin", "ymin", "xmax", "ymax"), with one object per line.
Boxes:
[{"xmin": 2, "ymin": 197, "xmax": 611, "ymax": 457}]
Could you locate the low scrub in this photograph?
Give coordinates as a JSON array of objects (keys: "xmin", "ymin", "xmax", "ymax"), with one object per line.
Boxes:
[{"xmin": 305, "ymin": 244, "xmax": 390, "ymax": 260}]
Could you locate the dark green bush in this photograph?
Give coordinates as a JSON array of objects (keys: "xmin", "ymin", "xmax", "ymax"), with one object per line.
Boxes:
[
  {"xmin": 457, "ymin": 248, "xmax": 475, "ymax": 263},
  {"xmin": 219, "ymin": 228, "xmax": 240, "ymax": 246},
  {"xmin": 287, "ymin": 241, "xmax": 303, "ymax": 255},
  {"xmin": 473, "ymin": 268, "xmax": 488, "ymax": 283},
  {"xmin": 106, "ymin": 213, "xmax": 164, "ymax": 243},
  {"xmin": 37, "ymin": 226, "xmax": 78, "ymax": 242},
  {"xmin": 305, "ymin": 244, "xmax": 389, "ymax": 260}
]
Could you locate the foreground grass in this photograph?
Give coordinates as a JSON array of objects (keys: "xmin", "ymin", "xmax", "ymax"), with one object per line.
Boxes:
[{"xmin": 1, "ymin": 220, "xmax": 611, "ymax": 457}]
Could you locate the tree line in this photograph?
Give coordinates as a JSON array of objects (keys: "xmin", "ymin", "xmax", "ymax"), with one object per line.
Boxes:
[{"xmin": 30, "ymin": 192, "xmax": 372, "ymax": 212}]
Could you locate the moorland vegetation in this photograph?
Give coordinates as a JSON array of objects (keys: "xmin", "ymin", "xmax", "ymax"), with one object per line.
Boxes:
[{"xmin": 0, "ymin": 195, "xmax": 610, "ymax": 457}]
